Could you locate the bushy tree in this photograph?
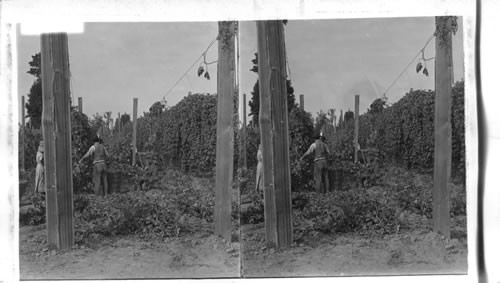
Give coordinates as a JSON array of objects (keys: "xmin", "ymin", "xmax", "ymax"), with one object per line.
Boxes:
[
  {"xmin": 121, "ymin": 113, "xmax": 131, "ymax": 125},
  {"xmin": 25, "ymin": 53, "xmax": 42, "ymax": 129},
  {"xmin": 248, "ymin": 53, "xmax": 297, "ymax": 126}
]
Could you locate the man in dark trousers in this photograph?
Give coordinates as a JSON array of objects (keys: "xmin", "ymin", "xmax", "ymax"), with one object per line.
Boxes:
[
  {"xmin": 79, "ymin": 137, "xmax": 110, "ymax": 196},
  {"xmin": 301, "ymin": 135, "xmax": 331, "ymax": 193}
]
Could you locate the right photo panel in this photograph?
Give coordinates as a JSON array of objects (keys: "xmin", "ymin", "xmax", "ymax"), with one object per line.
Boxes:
[{"xmin": 238, "ymin": 17, "xmax": 466, "ymax": 278}]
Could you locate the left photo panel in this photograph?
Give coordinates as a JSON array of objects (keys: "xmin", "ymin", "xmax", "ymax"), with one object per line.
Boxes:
[{"xmin": 17, "ymin": 22, "xmax": 241, "ymax": 280}]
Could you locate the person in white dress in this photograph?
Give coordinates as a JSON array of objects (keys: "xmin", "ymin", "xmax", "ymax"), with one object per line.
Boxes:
[
  {"xmin": 255, "ymin": 144, "xmax": 264, "ymax": 192},
  {"xmin": 34, "ymin": 141, "xmax": 45, "ymax": 194}
]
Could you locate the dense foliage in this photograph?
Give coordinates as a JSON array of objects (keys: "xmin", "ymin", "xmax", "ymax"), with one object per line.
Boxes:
[
  {"xmin": 153, "ymin": 93, "xmax": 239, "ymax": 175},
  {"xmin": 244, "ymin": 107, "xmax": 316, "ymax": 192},
  {"xmin": 333, "ymin": 80, "xmax": 465, "ymax": 178},
  {"xmin": 25, "ymin": 53, "xmax": 42, "ymax": 129},
  {"xmin": 19, "ymin": 128, "xmax": 43, "ymax": 171},
  {"xmin": 241, "ymin": 166, "xmax": 467, "ymax": 237},
  {"xmin": 21, "ymin": 169, "xmax": 240, "ymax": 246},
  {"xmin": 71, "ymin": 109, "xmax": 95, "ymax": 194}
]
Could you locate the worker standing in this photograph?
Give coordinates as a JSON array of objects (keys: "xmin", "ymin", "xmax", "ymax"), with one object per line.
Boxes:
[
  {"xmin": 79, "ymin": 137, "xmax": 110, "ymax": 196},
  {"xmin": 300, "ymin": 135, "xmax": 331, "ymax": 193}
]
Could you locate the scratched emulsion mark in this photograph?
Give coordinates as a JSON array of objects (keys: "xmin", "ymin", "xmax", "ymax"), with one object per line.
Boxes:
[{"xmin": 3, "ymin": 22, "xmax": 18, "ymax": 281}]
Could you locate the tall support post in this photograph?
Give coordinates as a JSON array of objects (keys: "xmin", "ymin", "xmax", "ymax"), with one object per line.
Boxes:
[
  {"xmin": 332, "ymin": 112, "xmax": 337, "ymax": 134},
  {"xmin": 257, "ymin": 20, "xmax": 293, "ymax": 248},
  {"xmin": 105, "ymin": 112, "xmax": 110, "ymax": 137},
  {"xmin": 433, "ymin": 16, "xmax": 453, "ymax": 238},
  {"xmin": 132, "ymin": 98, "xmax": 138, "ymax": 165},
  {"xmin": 354, "ymin": 95, "xmax": 360, "ymax": 163},
  {"xmin": 242, "ymin": 93, "xmax": 248, "ymax": 170},
  {"xmin": 20, "ymin": 96, "xmax": 25, "ymax": 172},
  {"xmin": 340, "ymin": 109, "xmax": 343, "ymax": 130},
  {"xmin": 78, "ymin": 97, "xmax": 82, "ymax": 113},
  {"xmin": 299, "ymin": 94, "xmax": 304, "ymax": 111},
  {"xmin": 109, "ymin": 118, "xmax": 113, "ymax": 137},
  {"xmin": 214, "ymin": 21, "xmax": 236, "ymax": 241},
  {"xmin": 41, "ymin": 33, "xmax": 74, "ymax": 250},
  {"xmin": 117, "ymin": 112, "xmax": 121, "ymax": 133}
]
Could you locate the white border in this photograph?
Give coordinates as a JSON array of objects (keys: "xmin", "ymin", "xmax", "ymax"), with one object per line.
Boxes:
[{"xmin": 0, "ymin": 0, "xmax": 480, "ymax": 282}]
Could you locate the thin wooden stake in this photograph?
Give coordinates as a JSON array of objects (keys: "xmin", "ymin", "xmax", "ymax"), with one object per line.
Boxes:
[
  {"xmin": 214, "ymin": 21, "xmax": 236, "ymax": 242},
  {"xmin": 433, "ymin": 16, "xmax": 453, "ymax": 238},
  {"xmin": 117, "ymin": 112, "xmax": 121, "ymax": 133},
  {"xmin": 242, "ymin": 93, "xmax": 247, "ymax": 170},
  {"xmin": 78, "ymin": 97, "xmax": 82, "ymax": 113},
  {"xmin": 41, "ymin": 33, "xmax": 74, "ymax": 250},
  {"xmin": 132, "ymin": 98, "xmax": 138, "ymax": 165},
  {"xmin": 106, "ymin": 112, "xmax": 110, "ymax": 137},
  {"xmin": 354, "ymin": 95, "xmax": 360, "ymax": 163},
  {"xmin": 257, "ymin": 20, "xmax": 293, "ymax": 248}
]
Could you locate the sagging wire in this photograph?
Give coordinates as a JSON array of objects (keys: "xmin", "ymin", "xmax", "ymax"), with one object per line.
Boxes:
[
  {"xmin": 161, "ymin": 36, "xmax": 218, "ymax": 105},
  {"xmin": 381, "ymin": 33, "xmax": 435, "ymax": 101}
]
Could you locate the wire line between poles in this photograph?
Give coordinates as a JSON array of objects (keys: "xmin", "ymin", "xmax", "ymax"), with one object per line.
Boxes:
[
  {"xmin": 382, "ymin": 33, "xmax": 435, "ymax": 99},
  {"xmin": 162, "ymin": 37, "xmax": 218, "ymax": 102}
]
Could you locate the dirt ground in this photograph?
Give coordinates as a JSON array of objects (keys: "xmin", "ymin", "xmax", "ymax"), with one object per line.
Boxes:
[
  {"xmin": 241, "ymin": 216, "xmax": 467, "ymax": 278},
  {"xmin": 19, "ymin": 224, "xmax": 240, "ymax": 280}
]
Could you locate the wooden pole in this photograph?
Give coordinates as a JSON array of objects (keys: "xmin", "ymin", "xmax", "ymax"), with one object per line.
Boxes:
[
  {"xmin": 214, "ymin": 21, "xmax": 236, "ymax": 242},
  {"xmin": 21, "ymin": 96, "xmax": 25, "ymax": 172},
  {"xmin": 257, "ymin": 21, "xmax": 277, "ymax": 246},
  {"xmin": 132, "ymin": 98, "xmax": 138, "ymax": 165},
  {"xmin": 117, "ymin": 112, "xmax": 121, "ymax": 133},
  {"xmin": 299, "ymin": 94, "xmax": 304, "ymax": 111},
  {"xmin": 242, "ymin": 93, "xmax": 247, "ymax": 170},
  {"xmin": 257, "ymin": 20, "xmax": 293, "ymax": 248},
  {"xmin": 109, "ymin": 118, "xmax": 113, "ymax": 137},
  {"xmin": 41, "ymin": 33, "xmax": 74, "ymax": 250},
  {"xmin": 106, "ymin": 112, "xmax": 110, "ymax": 138},
  {"xmin": 433, "ymin": 16, "xmax": 453, "ymax": 238},
  {"xmin": 78, "ymin": 97, "xmax": 82, "ymax": 113},
  {"xmin": 332, "ymin": 114, "xmax": 336, "ymax": 134},
  {"xmin": 354, "ymin": 95, "xmax": 360, "ymax": 163},
  {"xmin": 340, "ymin": 109, "xmax": 343, "ymax": 130}
]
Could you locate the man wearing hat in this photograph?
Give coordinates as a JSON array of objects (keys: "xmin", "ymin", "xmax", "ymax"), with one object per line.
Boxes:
[
  {"xmin": 300, "ymin": 134, "xmax": 331, "ymax": 193},
  {"xmin": 79, "ymin": 137, "xmax": 110, "ymax": 196},
  {"xmin": 34, "ymin": 140, "xmax": 45, "ymax": 194}
]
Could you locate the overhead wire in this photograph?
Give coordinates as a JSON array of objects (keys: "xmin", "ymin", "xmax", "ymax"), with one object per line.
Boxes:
[
  {"xmin": 381, "ymin": 33, "xmax": 435, "ymax": 100},
  {"xmin": 162, "ymin": 36, "xmax": 218, "ymax": 103}
]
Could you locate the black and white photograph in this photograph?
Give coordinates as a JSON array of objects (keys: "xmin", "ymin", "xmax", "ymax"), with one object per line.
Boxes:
[
  {"xmin": 16, "ymin": 22, "xmax": 241, "ymax": 280},
  {"xmin": 3, "ymin": 0, "xmax": 495, "ymax": 282},
  {"xmin": 238, "ymin": 17, "xmax": 468, "ymax": 277}
]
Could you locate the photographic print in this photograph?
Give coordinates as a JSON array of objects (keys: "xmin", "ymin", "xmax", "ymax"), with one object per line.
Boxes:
[
  {"xmin": 2, "ymin": 0, "xmax": 482, "ymax": 282},
  {"xmin": 16, "ymin": 22, "xmax": 241, "ymax": 280},
  {"xmin": 238, "ymin": 17, "xmax": 467, "ymax": 278}
]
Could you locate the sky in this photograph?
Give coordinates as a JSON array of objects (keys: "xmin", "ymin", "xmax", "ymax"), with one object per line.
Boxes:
[
  {"xmin": 240, "ymin": 17, "xmax": 464, "ymax": 119},
  {"xmin": 17, "ymin": 22, "xmax": 220, "ymax": 122},
  {"xmin": 17, "ymin": 17, "xmax": 464, "ymax": 124}
]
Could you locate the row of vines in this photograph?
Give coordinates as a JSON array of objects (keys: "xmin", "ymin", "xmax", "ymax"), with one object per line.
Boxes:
[{"xmin": 332, "ymin": 80, "xmax": 465, "ymax": 179}]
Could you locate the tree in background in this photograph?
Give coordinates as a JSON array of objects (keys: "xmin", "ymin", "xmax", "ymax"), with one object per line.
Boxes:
[
  {"xmin": 25, "ymin": 53, "xmax": 42, "ymax": 129},
  {"xmin": 121, "ymin": 113, "xmax": 131, "ymax": 126},
  {"xmin": 314, "ymin": 110, "xmax": 329, "ymax": 136},
  {"xmin": 344, "ymin": 110, "xmax": 354, "ymax": 123},
  {"xmin": 247, "ymin": 53, "xmax": 297, "ymax": 126}
]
